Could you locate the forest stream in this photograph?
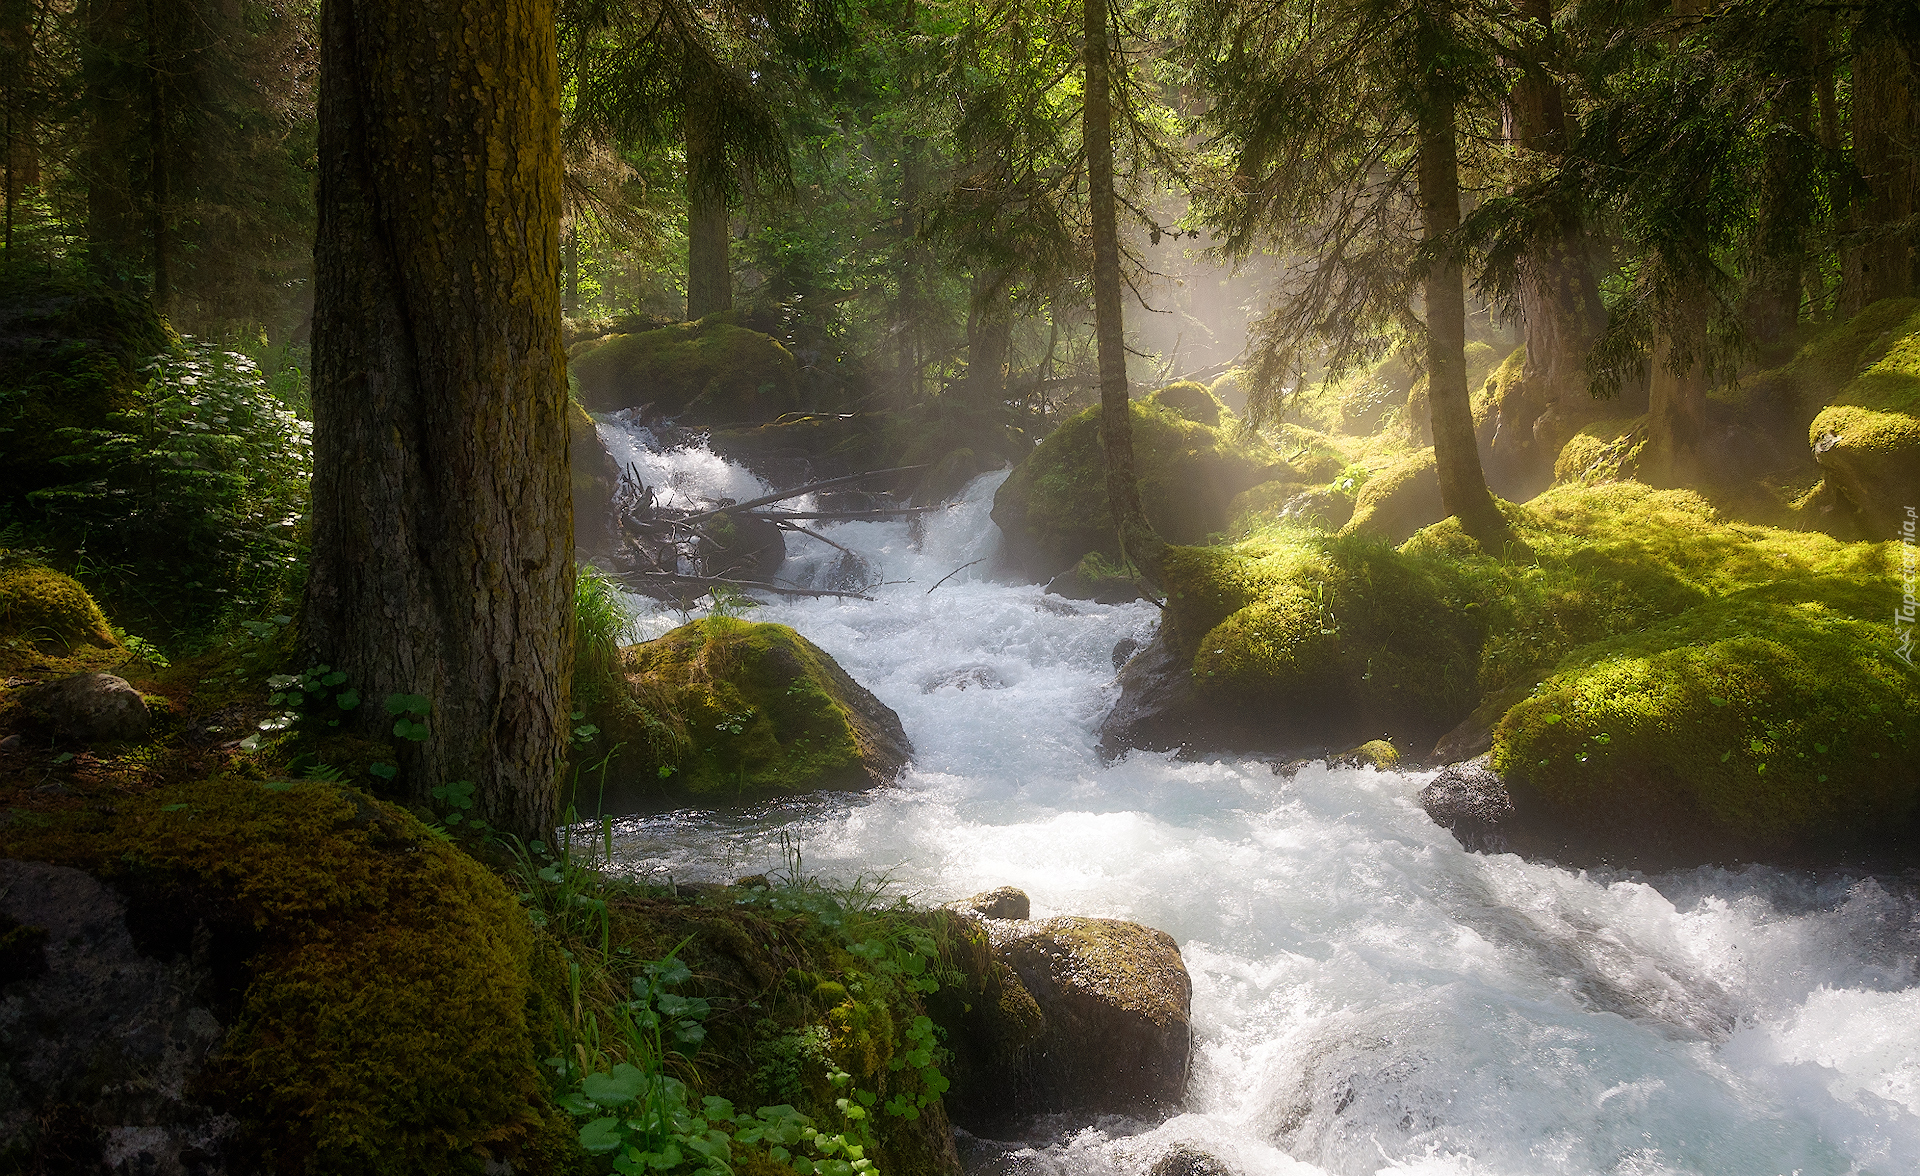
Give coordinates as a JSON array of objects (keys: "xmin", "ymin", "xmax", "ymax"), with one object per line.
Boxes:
[{"xmin": 588, "ymin": 422, "xmax": 1920, "ymax": 1176}]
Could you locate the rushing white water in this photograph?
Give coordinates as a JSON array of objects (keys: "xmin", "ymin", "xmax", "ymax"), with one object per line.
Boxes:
[{"xmin": 592, "ymin": 420, "xmax": 1920, "ymax": 1176}]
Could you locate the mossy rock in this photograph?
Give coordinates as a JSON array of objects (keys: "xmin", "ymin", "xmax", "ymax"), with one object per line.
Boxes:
[
  {"xmin": 570, "ymin": 399, "xmax": 622, "ymax": 553},
  {"xmin": 1145, "ymin": 380, "xmax": 1225, "ymax": 426},
  {"xmin": 600, "ymin": 619, "xmax": 912, "ymax": 802},
  {"xmin": 1808, "ymin": 337, "xmax": 1920, "ymax": 540},
  {"xmin": 1341, "ymin": 449, "xmax": 1444, "ymax": 544},
  {"xmin": 1331, "ymin": 738, "xmax": 1400, "ymax": 769},
  {"xmin": 2, "ymin": 774, "xmax": 566, "ymax": 1173},
  {"xmin": 0, "ymin": 564, "xmax": 125, "ymax": 674},
  {"xmin": 1491, "ymin": 584, "xmax": 1920, "ymax": 862},
  {"xmin": 990, "ymin": 398, "xmax": 1289, "ymax": 581},
  {"xmin": 570, "ymin": 315, "xmax": 801, "ymax": 423},
  {"xmin": 1552, "ymin": 416, "xmax": 1646, "ymax": 485},
  {"xmin": 0, "ymin": 274, "xmax": 173, "ymax": 511}
]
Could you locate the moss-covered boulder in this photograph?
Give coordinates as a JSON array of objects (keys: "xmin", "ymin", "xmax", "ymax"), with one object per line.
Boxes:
[
  {"xmin": 991, "ymin": 395, "xmax": 1290, "ymax": 581},
  {"xmin": 1807, "ymin": 319, "xmax": 1920, "ymax": 539},
  {"xmin": 0, "ymin": 563, "xmax": 125, "ymax": 675},
  {"xmin": 570, "ymin": 315, "xmax": 801, "ymax": 423},
  {"xmin": 1145, "ymin": 380, "xmax": 1225, "ymax": 426},
  {"xmin": 570, "ymin": 399, "xmax": 622, "ymax": 553},
  {"xmin": 1491, "ymin": 584, "xmax": 1920, "ymax": 863},
  {"xmin": 597, "ymin": 619, "xmax": 911, "ymax": 803},
  {"xmin": 1552, "ymin": 416, "xmax": 1646, "ymax": 485},
  {"xmin": 1100, "ymin": 532, "xmax": 1482, "ymax": 756},
  {"xmin": 0, "ymin": 775, "xmax": 565, "ymax": 1173},
  {"xmin": 1341, "ymin": 448, "xmax": 1444, "ymax": 544}
]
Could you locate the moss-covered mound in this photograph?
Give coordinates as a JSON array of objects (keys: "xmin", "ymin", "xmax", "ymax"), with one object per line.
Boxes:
[
  {"xmin": 991, "ymin": 395, "xmax": 1290, "ymax": 581},
  {"xmin": 1491, "ymin": 584, "xmax": 1918, "ymax": 861},
  {"xmin": 0, "ymin": 563, "xmax": 125, "ymax": 674},
  {"xmin": 571, "ymin": 314, "xmax": 801, "ymax": 422},
  {"xmin": 595, "ymin": 619, "xmax": 912, "ymax": 803},
  {"xmin": 1806, "ymin": 313, "xmax": 1920, "ymax": 539},
  {"xmin": 1144, "ymin": 380, "xmax": 1224, "ymax": 426},
  {"xmin": 0, "ymin": 774, "xmax": 565, "ymax": 1174},
  {"xmin": 1341, "ymin": 448, "xmax": 1443, "ymax": 543},
  {"xmin": 0, "ymin": 274, "xmax": 172, "ymax": 510}
]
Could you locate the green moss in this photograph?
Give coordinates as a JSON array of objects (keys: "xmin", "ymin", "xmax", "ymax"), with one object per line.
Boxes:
[
  {"xmin": 1492, "ymin": 585, "xmax": 1919, "ymax": 852},
  {"xmin": 1727, "ymin": 298, "xmax": 1920, "ymax": 429},
  {"xmin": 15, "ymin": 775, "xmax": 563, "ymax": 1173},
  {"xmin": 1811, "ymin": 404, "xmax": 1920, "ymax": 456},
  {"xmin": 990, "ymin": 399, "xmax": 1288, "ymax": 578},
  {"xmin": 1145, "ymin": 380, "xmax": 1225, "ymax": 426},
  {"xmin": 1552, "ymin": 416, "xmax": 1646, "ymax": 485},
  {"xmin": 0, "ymin": 563, "xmax": 125, "ymax": 674},
  {"xmin": 1336, "ymin": 739, "xmax": 1401, "ymax": 769},
  {"xmin": 570, "ymin": 317, "xmax": 801, "ymax": 420},
  {"xmin": 615, "ymin": 619, "xmax": 896, "ymax": 796},
  {"xmin": 1342, "ymin": 448, "xmax": 1441, "ymax": 543}
]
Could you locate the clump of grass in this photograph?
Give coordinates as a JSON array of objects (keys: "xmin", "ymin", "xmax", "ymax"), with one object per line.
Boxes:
[{"xmin": 573, "ymin": 562, "xmax": 634, "ymax": 713}]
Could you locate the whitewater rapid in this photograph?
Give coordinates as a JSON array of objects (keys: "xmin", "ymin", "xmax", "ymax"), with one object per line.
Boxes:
[{"xmin": 593, "ymin": 420, "xmax": 1920, "ymax": 1176}]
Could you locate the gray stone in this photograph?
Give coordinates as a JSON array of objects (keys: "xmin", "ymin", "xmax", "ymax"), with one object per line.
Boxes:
[
  {"xmin": 20, "ymin": 672, "xmax": 150, "ymax": 743},
  {"xmin": 962, "ymin": 886, "xmax": 1030, "ymax": 921},
  {"xmin": 0, "ymin": 859, "xmax": 237, "ymax": 1173},
  {"xmin": 1151, "ymin": 1143, "xmax": 1237, "ymax": 1176},
  {"xmin": 1419, "ymin": 755, "xmax": 1514, "ymax": 854}
]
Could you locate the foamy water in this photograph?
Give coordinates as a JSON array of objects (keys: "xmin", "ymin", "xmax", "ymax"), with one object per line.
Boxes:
[{"xmin": 592, "ymin": 419, "xmax": 1920, "ymax": 1176}]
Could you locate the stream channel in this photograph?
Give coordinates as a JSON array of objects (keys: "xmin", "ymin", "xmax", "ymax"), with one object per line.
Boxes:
[{"xmin": 593, "ymin": 419, "xmax": 1920, "ymax": 1176}]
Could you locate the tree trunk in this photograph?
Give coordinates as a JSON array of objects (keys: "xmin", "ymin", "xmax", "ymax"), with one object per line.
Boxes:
[
  {"xmin": 83, "ymin": 0, "xmax": 138, "ymax": 279},
  {"xmin": 307, "ymin": 0, "xmax": 573, "ymax": 839},
  {"xmin": 1084, "ymin": 0, "xmax": 1162, "ymax": 581},
  {"xmin": 1503, "ymin": 0, "xmax": 1604, "ymax": 483},
  {"xmin": 1419, "ymin": 82, "xmax": 1513, "ymax": 552},
  {"xmin": 1645, "ymin": 319, "xmax": 1707, "ymax": 487},
  {"xmin": 1741, "ymin": 23, "xmax": 1814, "ymax": 344},
  {"xmin": 1841, "ymin": 15, "xmax": 1915, "ymax": 312},
  {"xmin": 963, "ymin": 267, "xmax": 1011, "ymax": 408},
  {"xmin": 564, "ymin": 221, "xmax": 579, "ymax": 315},
  {"xmin": 145, "ymin": 0, "xmax": 168, "ymax": 312},
  {"xmin": 685, "ymin": 89, "xmax": 731, "ymax": 320}
]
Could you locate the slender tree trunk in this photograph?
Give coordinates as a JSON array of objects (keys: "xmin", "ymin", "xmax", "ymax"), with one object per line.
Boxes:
[
  {"xmin": 564, "ymin": 221, "xmax": 579, "ymax": 315},
  {"xmin": 1419, "ymin": 82, "xmax": 1513, "ymax": 552},
  {"xmin": 685, "ymin": 88, "xmax": 731, "ymax": 320},
  {"xmin": 1084, "ymin": 0, "xmax": 1162, "ymax": 581},
  {"xmin": 964, "ymin": 267, "xmax": 1011, "ymax": 408},
  {"xmin": 1502, "ymin": 0, "xmax": 1603, "ymax": 482},
  {"xmin": 144, "ymin": 0, "xmax": 167, "ymax": 312},
  {"xmin": 307, "ymin": 0, "xmax": 573, "ymax": 838}
]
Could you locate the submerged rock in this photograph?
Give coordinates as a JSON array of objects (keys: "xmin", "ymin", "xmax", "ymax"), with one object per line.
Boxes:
[
  {"xmin": 19, "ymin": 672, "xmax": 149, "ymax": 743},
  {"xmin": 1150, "ymin": 1143, "xmax": 1239, "ymax": 1176},
  {"xmin": 920, "ymin": 664, "xmax": 1005, "ymax": 693},
  {"xmin": 597, "ymin": 619, "xmax": 912, "ymax": 801}
]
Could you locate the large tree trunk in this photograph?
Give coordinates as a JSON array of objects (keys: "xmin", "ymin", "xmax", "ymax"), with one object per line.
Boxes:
[
  {"xmin": 1419, "ymin": 82, "xmax": 1513, "ymax": 552},
  {"xmin": 963, "ymin": 267, "xmax": 1011, "ymax": 408},
  {"xmin": 1083, "ymin": 0, "xmax": 1162, "ymax": 581},
  {"xmin": 685, "ymin": 87, "xmax": 731, "ymax": 320},
  {"xmin": 1740, "ymin": 24, "xmax": 1814, "ymax": 345},
  {"xmin": 144, "ymin": 0, "xmax": 168, "ymax": 312},
  {"xmin": 308, "ymin": 0, "xmax": 573, "ymax": 838},
  {"xmin": 83, "ymin": 0, "xmax": 139, "ymax": 278},
  {"xmin": 1841, "ymin": 14, "xmax": 1915, "ymax": 311},
  {"xmin": 1501, "ymin": 0, "xmax": 1604, "ymax": 486}
]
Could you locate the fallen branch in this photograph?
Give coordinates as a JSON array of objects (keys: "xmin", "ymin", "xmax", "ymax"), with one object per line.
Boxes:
[
  {"xmin": 774, "ymin": 521, "xmax": 860, "ymax": 557},
  {"xmin": 747, "ymin": 505, "xmax": 947, "ymax": 521},
  {"xmin": 618, "ymin": 572, "xmax": 876, "ymax": 602},
  {"xmin": 677, "ymin": 465, "xmax": 929, "ymax": 524},
  {"xmin": 926, "ymin": 558, "xmax": 986, "ymax": 594}
]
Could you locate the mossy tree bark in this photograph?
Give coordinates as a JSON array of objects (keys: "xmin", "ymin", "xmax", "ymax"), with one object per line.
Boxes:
[
  {"xmin": 1084, "ymin": 0, "xmax": 1164, "ymax": 583},
  {"xmin": 1418, "ymin": 71, "xmax": 1513, "ymax": 553},
  {"xmin": 307, "ymin": 0, "xmax": 574, "ymax": 838}
]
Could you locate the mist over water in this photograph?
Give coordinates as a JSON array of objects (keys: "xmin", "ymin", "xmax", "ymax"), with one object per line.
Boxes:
[{"xmin": 592, "ymin": 421, "xmax": 1920, "ymax": 1176}]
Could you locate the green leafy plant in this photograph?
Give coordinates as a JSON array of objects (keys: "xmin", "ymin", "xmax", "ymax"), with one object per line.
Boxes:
[
  {"xmin": 241, "ymin": 662, "xmax": 363, "ymax": 750},
  {"xmin": 386, "ymin": 692, "xmax": 431, "ymax": 741}
]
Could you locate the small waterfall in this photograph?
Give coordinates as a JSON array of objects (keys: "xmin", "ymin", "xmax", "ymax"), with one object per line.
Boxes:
[{"xmin": 587, "ymin": 419, "xmax": 1920, "ymax": 1176}]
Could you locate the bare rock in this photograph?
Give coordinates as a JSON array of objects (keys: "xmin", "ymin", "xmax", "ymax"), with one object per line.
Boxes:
[
  {"xmin": 1419, "ymin": 755, "xmax": 1513, "ymax": 853},
  {"xmin": 1151, "ymin": 1143, "xmax": 1238, "ymax": 1176},
  {"xmin": 20, "ymin": 672, "xmax": 150, "ymax": 743},
  {"xmin": 0, "ymin": 859, "xmax": 237, "ymax": 1172},
  {"xmin": 960, "ymin": 886, "xmax": 1030, "ymax": 921}
]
